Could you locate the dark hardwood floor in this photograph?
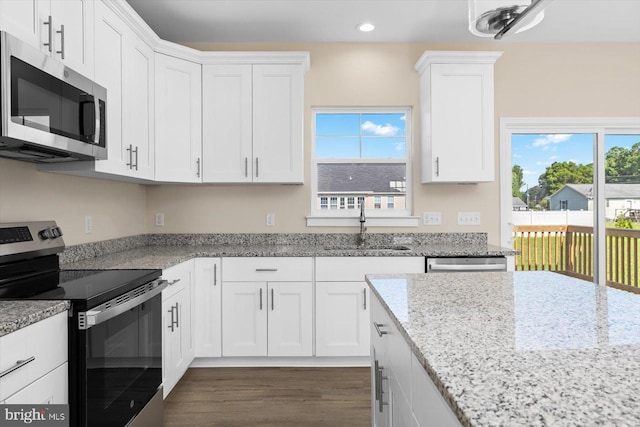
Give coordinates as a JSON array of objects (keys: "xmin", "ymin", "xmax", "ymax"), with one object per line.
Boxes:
[{"xmin": 163, "ymin": 367, "xmax": 371, "ymax": 427}]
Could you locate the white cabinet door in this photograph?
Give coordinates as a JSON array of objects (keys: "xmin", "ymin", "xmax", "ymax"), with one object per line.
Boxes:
[
  {"xmin": 123, "ymin": 33, "xmax": 155, "ymax": 180},
  {"xmin": 316, "ymin": 282, "xmax": 369, "ymax": 357},
  {"xmin": 416, "ymin": 51, "xmax": 501, "ymax": 183},
  {"xmin": 155, "ymin": 54, "xmax": 203, "ymax": 183},
  {"xmin": 194, "ymin": 258, "xmax": 222, "ymax": 358},
  {"xmin": 202, "ymin": 64, "xmax": 252, "ymax": 183},
  {"xmin": 162, "ymin": 260, "xmax": 195, "ymax": 398},
  {"xmin": 92, "ymin": 1, "xmax": 129, "ymax": 176},
  {"xmin": 267, "ymin": 282, "xmax": 313, "ymax": 357},
  {"xmin": 49, "ymin": 0, "xmax": 93, "ymax": 77},
  {"xmin": 252, "ymin": 64, "xmax": 304, "ymax": 183},
  {"xmin": 0, "ymin": 0, "xmax": 42, "ymax": 48},
  {"xmin": 222, "ymin": 282, "xmax": 268, "ymax": 357}
]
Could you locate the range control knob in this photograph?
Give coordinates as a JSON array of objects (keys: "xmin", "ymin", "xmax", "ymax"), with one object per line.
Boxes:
[
  {"xmin": 39, "ymin": 226, "xmax": 63, "ymax": 240},
  {"xmin": 52, "ymin": 226, "xmax": 63, "ymax": 237}
]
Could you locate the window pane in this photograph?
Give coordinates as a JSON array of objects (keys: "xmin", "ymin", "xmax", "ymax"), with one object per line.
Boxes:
[
  {"xmin": 361, "ymin": 113, "xmax": 406, "ymax": 137},
  {"xmin": 362, "ymin": 137, "xmax": 406, "ymax": 158},
  {"xmin": 317, "ymin": 163, "xmax": 406, "ymax": 211},
  {"xmin": 316, "ymin": 113, "xmax": 360, "ymax": 136},
  {"xmin": 316, "ymin": 137, "xmax": 360, "ymax": 159}
]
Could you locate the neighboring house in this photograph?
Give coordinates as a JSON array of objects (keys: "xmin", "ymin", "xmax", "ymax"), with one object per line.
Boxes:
[
  {"xmin": 512, "ymin": 197, "xmax": 528, "ymax": 211},
  {"xmin": 317, "ymin": 164, "xmax": 406, "ymax": 210},
  {"xmin": 548, "ymin": 183, "xmax": 640, "ymax": 220}
]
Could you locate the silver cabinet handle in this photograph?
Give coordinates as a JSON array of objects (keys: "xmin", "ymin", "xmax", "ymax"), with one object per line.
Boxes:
[
  {"xmin": 56, "ymin": 24, "xmax": 65, "ymax": 59},
  {"xmin": 255, "ymin": 268, "xmax": 278, "ymax": 272},
  {"xmin": 373, "ymin": 322, "xmax": 387, "ymax": 337},
  {"xmin": 133, "ymin": 146, "xmax": 139, "ymax": 170},
  {"xmin": 255, "ymin": 157, "xmax": 259, "ymax": 177},
  {"xmin": 0, "ymin": 356, "xmax": 35, "ymax": 379},
  {"xmin": 196, "ymin": 158, "xmax": 201, "ymax": 178},
  {"xmin": 374, "ymin": 360, "xmax": 381, "ymax": 402},
  {"xmin": 378, "ymin": 364, "xmax": 388, "ymax": 412},
  {"xmin": 168, "ymin": 278, "xmax": 181, "ymax": 286},
  {"xmin": 271, "ymin": 288, "xmax": 274, "ymax": 310},
  {"xmin": 43, "ymin": 15, "xmax": 53, "ymax": 52},
  {"xmin": 259, "ymin": 288, "xmax": 263, "ymax": 310},
  {"xmin": 363, "ymin": 288, "xmax": 367, "ymax": 310},
  {"xmin": 435, "ymin": 156, "xmax": 440, "ymax": 177},
  {"xmin": 213, "ymin": 264, "xmax": 217, "ymax": 286},
  {"xmin": 244, "ymin": 157, "xmax": 248, "ymax": 178},
  {"xmin": 126, "ymin": 144, "xmax": 133, "ymax": 169},
  {"xmin": 167, "ymin": 306, "xmax": 175, "ymax": 332},
  {"xmin": 174, "ymin": 302, "xmax": 179, "ymax": 328}
]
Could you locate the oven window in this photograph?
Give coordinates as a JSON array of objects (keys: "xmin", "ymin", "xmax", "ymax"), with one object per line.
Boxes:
[
  {"xmin": 85, "ymin": 295, "xmax": 162, "ymax": 427},
  {"xmin": 10, "ymin": 56, "xmax": 97, "ymax": 143}
]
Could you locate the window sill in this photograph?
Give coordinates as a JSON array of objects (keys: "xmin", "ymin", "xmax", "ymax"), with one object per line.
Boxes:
[{"xmin": 306, "ymin": 216, "xmax": 420, "ymax": 227}]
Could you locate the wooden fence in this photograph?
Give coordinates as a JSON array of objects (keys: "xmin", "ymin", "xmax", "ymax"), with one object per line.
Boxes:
[{"xmin": 512, "ymin": 225, "xmax": 640, "ymax": 289}]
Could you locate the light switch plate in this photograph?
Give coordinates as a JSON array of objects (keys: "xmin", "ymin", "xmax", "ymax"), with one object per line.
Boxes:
[
  {"xmin": 423, "ymin": 212, "xmax": 442, "ymax": 225},
  {"xmin": 155, "ymin": 213, "xmax": 165, "ymax": 227},
  {"xmin": 266, "ymin": 213, "xmax": 275, "ymax": 227},
  {"xmin": 458, "ymin": 211, "xmax": 481, "ymax": 225},
  {"xmin": 84, "ymin": 216, "xmax": 92, "ymax": 234}
]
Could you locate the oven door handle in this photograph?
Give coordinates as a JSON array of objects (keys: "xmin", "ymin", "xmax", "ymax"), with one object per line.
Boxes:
[{"xmin": 78, "ymin": 279, "xmax": 168, "ymax": 330}]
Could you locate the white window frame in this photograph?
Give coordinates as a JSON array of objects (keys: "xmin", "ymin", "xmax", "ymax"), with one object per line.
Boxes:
[
  {"xmin": 307, "ymin": 107, "xmax": 419, "ymax": 227},
  {"xmin": 500, "ymin": 117, "xmax": 640, "ymax": 285}
]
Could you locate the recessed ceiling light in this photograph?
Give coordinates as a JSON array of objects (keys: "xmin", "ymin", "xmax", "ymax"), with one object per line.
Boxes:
[{"xmin": 357, "ymin": 23, "xmax": 375, "ymax": 33}]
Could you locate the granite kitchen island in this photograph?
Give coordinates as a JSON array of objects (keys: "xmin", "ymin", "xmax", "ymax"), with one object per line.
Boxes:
[{"xmin": 366, "ymin": 271, "xmax": 640, "ymax": 427}]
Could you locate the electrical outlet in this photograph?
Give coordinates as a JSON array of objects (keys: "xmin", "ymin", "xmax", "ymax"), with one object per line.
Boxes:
[
  {"xmin": 85, "ymin": 216, "xmax": 92, "ymax": 234},
  {"xmin": 266, "ymin": 213, "xmax": 275, "ymax": 227},
  {"xmin": 155, "ymin": 213, "xmax": 165, "ymax": 227},
  {"xmin": 458, "ymin": 212, "xmax": 481, "ymax": 225},
  {"xmin": 423, "ymin": 212, "xmax": 442, "ymax": 225}
]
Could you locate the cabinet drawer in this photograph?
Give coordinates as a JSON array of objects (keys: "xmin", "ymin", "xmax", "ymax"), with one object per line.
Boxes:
[
  {"xmin": 162, "ymin": 260, "xmax": 193, "ymax": 299},
  {"xmin": 0, "ymin": 312, "xmax": 68, "ymax": 401},
  {"xmin": 316, "ymin": 257, "xmax": 424, "ymax": 282},
  {"xmin": 223, "ymin": 257, "xmax": 313, "ymax": 282},
  {"xmin": 3, "ymin": 362, "xmax": 68, "ymax": 405}
]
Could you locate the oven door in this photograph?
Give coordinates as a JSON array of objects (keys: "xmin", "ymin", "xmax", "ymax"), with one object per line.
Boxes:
[{"xmin": 73, "ymin": 280, "xmax": 167, "ymax": 427}]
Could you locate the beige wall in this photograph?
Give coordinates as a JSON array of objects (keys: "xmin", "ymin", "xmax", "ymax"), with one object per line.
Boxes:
[
  {"xmin": 0, "ymin": 159, "xmax": 147, "ymax": 244},
  {"xmin": 1, "ymin": 42, "xmax": 639, "ymax": 245}
]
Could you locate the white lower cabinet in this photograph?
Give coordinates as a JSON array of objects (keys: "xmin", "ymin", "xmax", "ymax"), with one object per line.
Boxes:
[
  {"xmin": 0, "ymin": 311, "xmax": 68, "ymax": 404},
  {"xmin": 221, "ymin": 257, "xmax": 313, "ymax": 357},
  {"xmin": 194, "ymin": 258, "xmax": 221, "ymax": 357},
  {"xmin": 371, "ymin": 295, "xmax": 461, "ymax": 427},
  {"xmin": 316, "ymin": 257, "xmax": 424, "ymax": 357},
  {"xmin": 162, "ymin": 260, "xmax": 194, "ymax": 398}
]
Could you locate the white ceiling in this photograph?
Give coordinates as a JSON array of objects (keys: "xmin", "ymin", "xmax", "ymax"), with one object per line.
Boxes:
[{"xmin": 125, "ymin": 0, "xmax": 640, "ymax": 44}]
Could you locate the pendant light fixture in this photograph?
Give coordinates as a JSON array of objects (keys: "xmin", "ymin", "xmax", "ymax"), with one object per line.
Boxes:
[{"xmin": 468, "ymin": 0, "xmax": 547, "ymax": 39}]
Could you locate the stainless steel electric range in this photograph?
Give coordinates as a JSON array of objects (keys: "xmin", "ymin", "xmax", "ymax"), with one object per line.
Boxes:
[{"xmin": 0, "ymin": 221, "xmax": 167, "ymax": 427}]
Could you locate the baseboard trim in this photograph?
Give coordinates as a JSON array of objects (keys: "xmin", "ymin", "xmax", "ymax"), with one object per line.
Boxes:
[{"xmin": 190, "ymin": 356, "xmax": 371, "ymax": 368}]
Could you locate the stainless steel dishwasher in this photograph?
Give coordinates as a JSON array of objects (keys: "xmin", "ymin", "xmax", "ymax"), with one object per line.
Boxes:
[{"xmin": 426, "ymin": 256, "xmax": 507, "ymax": 272}]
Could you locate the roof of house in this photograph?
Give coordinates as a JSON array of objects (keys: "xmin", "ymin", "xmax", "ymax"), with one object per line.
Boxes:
[
  {"xmin": 513, "ymin": 197, "xmax": 527, "ymax": 208},
  {"xmin": 550, "ymin": 183, "xmax": 640, "ymax": 199},
  {"xmin": 318, "ymin": 164, "xmax": 406, "ymax": 193}
]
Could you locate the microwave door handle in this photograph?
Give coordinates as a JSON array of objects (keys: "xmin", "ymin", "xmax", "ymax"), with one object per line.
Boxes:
[
  {"xmin": 79, "ymin": 95, "xmax": 96, "ymax": 141},
  {"xmin": 94, "ymin": 95, "xmax": 101, "ymax": 145}
]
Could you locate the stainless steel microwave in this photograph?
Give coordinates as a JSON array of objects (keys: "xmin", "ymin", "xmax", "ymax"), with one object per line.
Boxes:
[{"xmin": 0, "ymin": 31, "xmax": 107, "ymax": 163}]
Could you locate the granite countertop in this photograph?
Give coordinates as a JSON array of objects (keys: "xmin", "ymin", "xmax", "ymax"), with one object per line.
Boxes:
[
  {"xmin": 0, "ymin": 300, "xmax": 70, "ymax": 337},
  {"xmin": 366, "ymin": 271, "xmax": 640, "ymax": 426},
  {"xmin": 61, "ymin": 243, "xmax": 514, "ymax": 270}
]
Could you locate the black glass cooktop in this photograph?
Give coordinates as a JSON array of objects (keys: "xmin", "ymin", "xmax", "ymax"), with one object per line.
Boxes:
[{"xmin": 0, "ymin": 268, "xmax": 162, "ymax": 309}]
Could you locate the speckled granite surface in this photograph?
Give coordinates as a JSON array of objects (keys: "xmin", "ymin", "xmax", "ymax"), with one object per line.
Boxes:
[
  {"xmin": 61, "ymin": 232, "xmax": 514, "ymax": 270},
  {"xmin": 0, "ymin": 301, "xmax": 70, "ymax": 337},
  {"xmin": 366, "ymin": 271, "xmax": 640, "ymax": 427}
]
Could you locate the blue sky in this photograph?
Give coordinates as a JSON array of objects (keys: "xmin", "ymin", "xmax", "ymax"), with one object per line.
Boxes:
[
  {"xmin": 315, "ymin": 113, "xmax": 406, "ymax": 159},
  {"xmin": 512, "ymin": 133, "xmax": 640, "ymax": 190}
]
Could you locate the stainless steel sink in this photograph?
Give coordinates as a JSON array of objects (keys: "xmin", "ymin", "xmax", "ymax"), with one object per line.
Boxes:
[{"xmin": 322, "ymin": 245, "xmax": 411, "ymax": 252}]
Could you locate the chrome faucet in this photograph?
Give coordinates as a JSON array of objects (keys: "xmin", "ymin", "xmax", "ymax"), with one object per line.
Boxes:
[{"xmin": 357, "ymin": 202, "xmax": 367, "ymax": 247}]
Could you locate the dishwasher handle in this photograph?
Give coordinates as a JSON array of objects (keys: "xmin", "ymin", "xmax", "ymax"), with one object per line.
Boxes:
[{"xmin": 428, "ymin": 263, "xmax": 506, "ymax": 272}]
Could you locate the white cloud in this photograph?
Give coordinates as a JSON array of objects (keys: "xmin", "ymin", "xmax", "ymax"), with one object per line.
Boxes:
[
  {"xmin": 513, "ymin": 153, "xmax": 522, "ymax": 159},
  {"xmin": 362, "ymin": 121, "xmax": 399, "ymax": 137},
  {"xmin": 532, "ymin": 134, "xmax": 572, "ymax": 147},
  {"xmin": 523, "ymin": 169, "xmax": 537, "ymax": 175},
  {"xmin": 393, "ymin": 141, "xmax": 405, "ymax": 151},
  {"xmin": 400, "ymin": 115, "xmax": 406, "ymax": 121},
  {"xmin": 536, "ymin": 160, "xmax": 552, "ymax": 166}
]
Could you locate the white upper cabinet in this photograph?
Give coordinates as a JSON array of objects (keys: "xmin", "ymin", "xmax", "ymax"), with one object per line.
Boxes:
[
  {"xmin": 415, "ymin": 51, "xmax": 502, "ymax": 183},
  {"xmin": 0, "ymin": 0, "xmax": 94, "ymax": 77},
  {"xmin": 202, "ymin": 57, "xmax": 307, "ymax": 184},
  {"xmin": 202, "ymin": 64, "xmax": 253, "ymax": 183},
  {"xmin": 155, "ymin": 54, "xmax": 202, "ymax": 183}
]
